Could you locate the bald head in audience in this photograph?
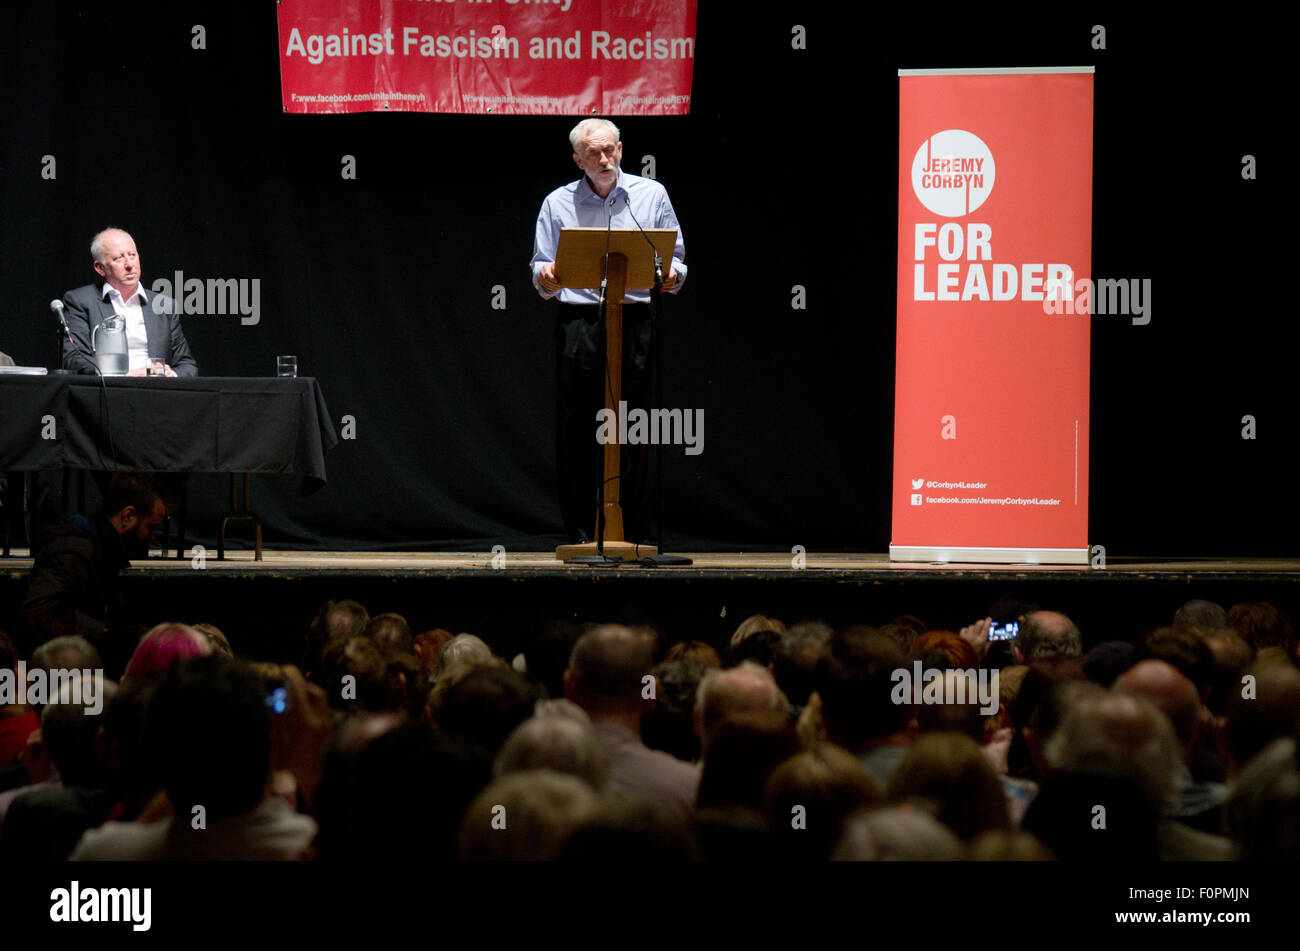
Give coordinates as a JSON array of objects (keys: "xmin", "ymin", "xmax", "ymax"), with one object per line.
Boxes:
[
  {"xmin": 695, "ymin": 662, "xmax": 790, "ymax": 758},
  {"xmin": 1113, "ymin": 659, "xmax": 1203, "ymax": 756},
  {"xmin": 1016, "ymin": 611, "xmax": 1083, "ymax": 662},
  {"xmin": 1046, "ymin": 691, "xmax": 1182, "ymax": 811},
  {"xmin": 564, "ymin": 624, "xmax": 655, "ymax": 725}
]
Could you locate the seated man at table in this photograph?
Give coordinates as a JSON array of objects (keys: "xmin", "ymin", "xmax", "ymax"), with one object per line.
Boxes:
[
  {"xmin": 20, "ymin": 471, "xmax": 166, "ymax": 676},
  {"xmin": 62, "ymin": 228, "xmax": 197, "ymax": 377}
]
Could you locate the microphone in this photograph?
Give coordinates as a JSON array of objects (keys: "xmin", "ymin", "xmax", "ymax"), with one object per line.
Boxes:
[
  {"xmin": 49, "ymin": 299, "xmax": 72, "ymax": 341},
  {"xmin": 621, "ymin": 196, "xmax": 663, "ymax": 287},
  {"xmin": 48, "ymin": 298, "xmax": 83, "ymax": 376},
  {"xmin": 598, "ymin": 194, "xmax": 614, "ymax": 311},
  {"xmin": 618, "ymin": 197, "xmax": 690, "ymax": 567}
]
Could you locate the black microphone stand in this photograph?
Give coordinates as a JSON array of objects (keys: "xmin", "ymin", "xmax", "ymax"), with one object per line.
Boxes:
[
  {"xmin": 637, "ymin": 253, "xmax": 691, "ymax": 567},
  {"xmin": 51, "ymin": 305, "xmax": 76, "ymax": 375}
]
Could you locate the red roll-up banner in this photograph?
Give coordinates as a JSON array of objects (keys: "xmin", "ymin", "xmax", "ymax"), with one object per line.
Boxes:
[
  {"xmin": 277, "ymin": 0, "xmax": 698, "ymax": 116},
  {"xmin": 891, "ymin": 68, "xmax": 1094, "ymax": 564}
]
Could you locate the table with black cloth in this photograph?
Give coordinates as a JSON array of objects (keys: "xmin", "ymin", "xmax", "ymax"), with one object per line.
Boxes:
[{"xmin": 0, "ymin": 375, "xmax": 338, "ymax": 559}]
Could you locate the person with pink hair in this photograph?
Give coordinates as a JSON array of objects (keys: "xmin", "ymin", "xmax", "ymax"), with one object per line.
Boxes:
[{"xmin": 123, "ymin": 623, "xmax": 211, "ymax": 679}]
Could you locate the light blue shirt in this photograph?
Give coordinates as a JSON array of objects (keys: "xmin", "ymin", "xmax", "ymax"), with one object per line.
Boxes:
[{"xmin": 531, "ymin": 168, "xmax": 687, "ymax": 304}]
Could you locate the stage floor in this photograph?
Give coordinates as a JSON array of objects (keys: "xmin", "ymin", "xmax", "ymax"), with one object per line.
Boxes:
[
  {"xmin": 6, "ymin": 549, "xmax": 1300, "ymax": 582},
  {"xmin": 5, "ymin": 549, "xmax": 1298, "ymax": 662}
]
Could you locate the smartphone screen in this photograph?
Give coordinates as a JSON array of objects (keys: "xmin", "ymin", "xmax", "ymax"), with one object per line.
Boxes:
[{"xmin": 989, "ymin": 621, "xmax": 1019, "ymax": 641}]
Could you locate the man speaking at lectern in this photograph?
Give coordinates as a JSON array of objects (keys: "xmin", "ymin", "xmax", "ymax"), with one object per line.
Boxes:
[{"xmin": 530, "ymin": 118, "xmax": 687, "ymax": 545}]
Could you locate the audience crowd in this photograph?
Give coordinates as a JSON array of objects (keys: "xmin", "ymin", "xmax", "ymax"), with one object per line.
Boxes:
[{"xmin": 2, "ymin": 592, "xmax": 1299, "ymax": 861}]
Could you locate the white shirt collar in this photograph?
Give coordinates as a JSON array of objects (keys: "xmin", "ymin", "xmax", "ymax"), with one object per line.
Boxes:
[{"xmin": 101, "ymin": 282, "xmax": 148, "ymax": 306}]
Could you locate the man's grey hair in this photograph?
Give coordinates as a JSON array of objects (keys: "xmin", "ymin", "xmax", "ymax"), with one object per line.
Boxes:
[
  {"xmin": 695, "ymin": 661, "xmax": 790, "ymax": 742},
  {"xmin": 833, "ymin": 806, "xmax": 964, "ymax": 860},
  {"xmin": 32, "ymin": 636, "xmax": 103, "ymax": 675},
  {"xmin": 1019, "ymin": 610, "xmax": 1083, "ymax": 660},
  {"xmin": 90, "ymin": 228, "xmax": 129, "ymax": 265},
  {"xmin": 459, "ymin": 769, "xmax": 599, "ymax": 860},
  {"xmin": 1045, "ymin": 691, "xmax": 1182, "ymax": 810},
  {"xmin": 533, "ymin": 697, "xmax": 592, "ymax": 726},
  {"xmin": 434, "ymin": 633, "xmax": 494, "ymax": 680},
  {"xmin": 569, "ymin": 117, "xmax": 620, "ymax": 152},
  {"xmin": 494, "ymin": 714, "xmax": 609, "ymax": 790}
]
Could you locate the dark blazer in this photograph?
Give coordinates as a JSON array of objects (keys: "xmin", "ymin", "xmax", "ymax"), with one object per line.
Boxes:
[
  {"xmin": 61, "ymin": 283, "xmax": 198, "ymax": 376},
  {"xmin": 20, "ymin": 511, "xmax": 131, "ymax": 649}
]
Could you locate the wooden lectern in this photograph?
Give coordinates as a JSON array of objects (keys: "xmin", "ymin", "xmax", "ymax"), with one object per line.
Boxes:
[{"xmin": 552, "ymin": 226, "xmax": 678, "ymax": 563}]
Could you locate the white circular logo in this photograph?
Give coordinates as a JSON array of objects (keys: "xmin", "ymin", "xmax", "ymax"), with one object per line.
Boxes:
[{"xmin": 911, "ymin": 130, "xmax": 995, "ymax": 217}]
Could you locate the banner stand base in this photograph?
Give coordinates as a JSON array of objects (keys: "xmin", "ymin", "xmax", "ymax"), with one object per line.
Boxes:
[{"xmin": 890, "ymin": 545, "xmax": 1089, "ymax": 566}]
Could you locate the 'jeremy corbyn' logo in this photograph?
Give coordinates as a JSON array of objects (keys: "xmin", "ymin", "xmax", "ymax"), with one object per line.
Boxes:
[{"xmin": 911, "ymin": 130, "xmax": 995, "ymax": 217}]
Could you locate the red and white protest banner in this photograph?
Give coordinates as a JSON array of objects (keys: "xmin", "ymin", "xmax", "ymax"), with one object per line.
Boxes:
[
  {"xmin": 892, "ymin": 68, "xmax": 1094, "ymax": 564},
  {"xmin": 277, "ymin": 0, "xmax": 698, "ymax": 115}
]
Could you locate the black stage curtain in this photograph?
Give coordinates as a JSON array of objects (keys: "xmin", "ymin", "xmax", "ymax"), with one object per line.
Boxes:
[{"xmin": 0, "ymin": 4, "xmax": 1291, "ymax": 554}]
